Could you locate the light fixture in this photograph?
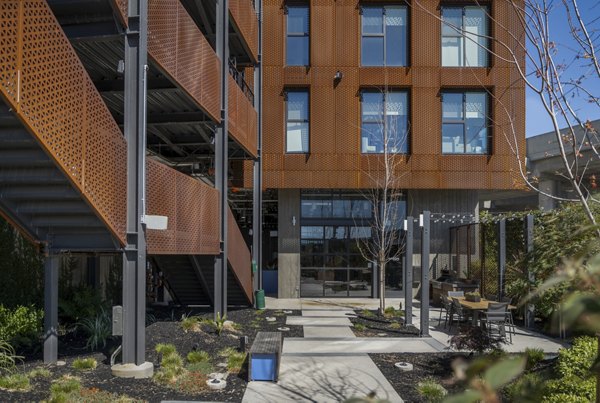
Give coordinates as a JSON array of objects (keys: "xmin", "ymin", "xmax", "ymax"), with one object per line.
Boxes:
[
  {"xmin": 292, "ymin": 215, "xmax": 297, "ymax": 226},
  {"xmin": 334, "ymin": 70, "xmax": 343, "ymax": 81}
]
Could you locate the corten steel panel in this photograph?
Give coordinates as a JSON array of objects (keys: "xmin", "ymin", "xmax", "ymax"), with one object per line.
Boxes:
[
  {"xmin": 0, "ymin": 0, "xmax": 224, "ymax": 254},
  {"xmin": 229, "ymin": 0, "xmax": 259, "ymax": 62},
  {"xmin": 227, "ymin": 208, "xmax": 253, "ymax": 302},
  {"xmin": 228, "ymin": 75, "xmax": 258, "ymax": 156},
  {"xmin": 112, "ymin": 0, "xmax": 128, "ymax": 27},
  {"xmin": 147, "ymin": 0, "xmax": 221, "ymax": 122},
  {"xmin": 256, "ymin": 0, "xmax": 526, "ymax": 190}
]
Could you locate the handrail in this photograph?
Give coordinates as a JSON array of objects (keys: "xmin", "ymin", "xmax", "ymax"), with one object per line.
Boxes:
[{"xmin": 229, "ymin": 59, "xmax": 255, "ymax": 106}]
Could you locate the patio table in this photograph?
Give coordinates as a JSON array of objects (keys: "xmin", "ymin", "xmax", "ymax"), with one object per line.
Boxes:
[{"xmin": 455, "ymin": 297, "xmax": 516, "ymax": 326}]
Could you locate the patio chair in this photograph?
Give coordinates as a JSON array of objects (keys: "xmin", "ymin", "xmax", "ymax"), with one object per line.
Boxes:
[
  {"xmin": 449, "ymin": 297, "xmax": 469, "ymax": 329},
  {"xmin": 481, "ymin": 302, "xmax": 512, "ymax": 343},
  {"xmin": 438, "ymin": 295, "xmax": 453, "ymax": 328},
  {"xmin": 448, "ymin": 291, "xmax": 464, "ymax": 298},
  {"xmin": 486, "ymin": 294, "xmax": 498, "ymax": 301},
  {"xmin": 500, "ymin": 296, "xmax": 516, "ymax": 336}
]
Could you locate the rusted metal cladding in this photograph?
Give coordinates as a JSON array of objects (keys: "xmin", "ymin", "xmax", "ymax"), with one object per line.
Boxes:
[
  {"xmin": 228, "ymin": 75, "xmax": 258, "ymax": 156},
  {"xmin": 230, "ymin": 0, "xmax": 259, "ymax": 62},
  {"xmin": 147, "ymin": 0, "xmax": 221, "ymax": 122},
  {"xmin": 258, "ymin": 0, "xmax": 526, "ymax": 190},
  {"xmin": 146, "ymin": 160, "xmax": 220, "ymax": 255},
  {"xmin": 0, "ymin": 0, "xmax": 222, "ymax": 254},
  {"xmin": 112, "ymin": 0, "xmax": 128, "ymax": 26},
  {"xmin": 227, "ymin": 208, "xmax": 253, "ymax": 302}
]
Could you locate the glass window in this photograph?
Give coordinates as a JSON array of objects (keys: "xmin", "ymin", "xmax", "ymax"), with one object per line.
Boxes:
[
  {"xmin": 286, "ymin": 90, "xmax": 309, "ymax": 153},
  {"xmin": 442, "ymin": 6, "xmax": 488, "ymax": 67},
  {"xmin": 441, "ymin": 91, "xmax": 488, "ymax": 154},
  {"xmin": 286, "ymin": 6, "xmax": 309, "ymax": 66},
  {"xmin": 361, "ymin": 6, "xmax": 407, "ymax": 66},
  {"xmin": 361, "ymin": 91, "xmax": 409, "ymax": 153}
]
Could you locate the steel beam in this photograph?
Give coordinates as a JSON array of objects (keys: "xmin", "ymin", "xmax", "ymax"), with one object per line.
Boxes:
[
  {"xmin": 420, "ymin": 211, "xmax": 430, "ymax": 337},
  {"xmin": 214, "ymin": 0, "xmax": 229, "ymax": 318},
  {"xmin": 252, "ymin": 0, "xmax": 263, "ymax": 294},
  {"xmin": 121, "ymin": 0, "xmax": 149, "ymax": 368},
  {"xmin": 404, "ymin": 217, "xmax": 413, "ymax": 325},
  {"xmin": 43, "ymin": 253, "xmax": 59, "ymax": 364},
  {"xmin": 525, "ymin": 214, "xmax": 535, "ymax": 328},
  {"xmin": 497, "ymin": 218, "xmax": 506, "ymax": 299}
]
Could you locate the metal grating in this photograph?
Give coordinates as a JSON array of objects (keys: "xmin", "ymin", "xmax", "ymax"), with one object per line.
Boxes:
[
  {"xmin": 229, "ymin": 75, "xmax": 258, "ymax": 157},
  {"xmin": 227, "ymin": 207, "xmax": 253, "ymax": 302},
  {"xmin": 229, "ymin": 0, "xmax": 258, "ymax": 62}
]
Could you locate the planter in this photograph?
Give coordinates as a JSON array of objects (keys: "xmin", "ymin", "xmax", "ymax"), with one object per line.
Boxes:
[{"xmin": 465, "ymin": 295, "xmax": 481, "ymax": 302}]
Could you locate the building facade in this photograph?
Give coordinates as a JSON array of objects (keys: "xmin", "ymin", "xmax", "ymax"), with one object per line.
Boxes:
[{"xmin": 257, "ymin": 0, "xmax": 526, "ymax": 298}]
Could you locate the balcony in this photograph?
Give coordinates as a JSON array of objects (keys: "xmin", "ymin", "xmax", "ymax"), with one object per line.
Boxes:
[
  {"xmin": 228, "ymin": 62, "xmax": 258, "ymax": 157},
  {"xmin": 229, "ymin": 0, "xmax": 259, "ymax": 63}
]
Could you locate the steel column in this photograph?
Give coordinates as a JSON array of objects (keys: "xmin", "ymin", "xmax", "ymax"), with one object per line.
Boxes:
[
  {"xmin": 404, "ymin": 217, "xmax": 413, "ymax": 325},
  {"xmin": 214, "ymin": 0, "xmax": 230, "ymax": 318},
  {"xmin": 525, "ymin": 214, "xmax": 535, "ymax": 328},
  {"xmin": 122, "ymin": 0, "xmax": 148, "ymax": 366},
  {"xmin": 420, "ymin": 211, "xmax": 430, "ymax": 336},
  {"xmin": 43, "ymin": 254, "xmax": 59, "ymax": 364},
  {"xmin": 497, "ymin": 218, "xmax": 506, "ymax": 300},
  {"xmin": 252, "ymin": 0, "xmax": 263, "ymax": 294}
]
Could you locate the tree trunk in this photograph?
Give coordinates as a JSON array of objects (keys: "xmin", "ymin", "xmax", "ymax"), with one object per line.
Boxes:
[{"xmin": 379, "ymin": 259, "xmax": 386, "ymax": 315}]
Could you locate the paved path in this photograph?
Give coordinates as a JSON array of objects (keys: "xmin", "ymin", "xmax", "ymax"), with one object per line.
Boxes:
[{"xmin": 242, "ymin": 302, "xmax": 404, "ymax": 403}]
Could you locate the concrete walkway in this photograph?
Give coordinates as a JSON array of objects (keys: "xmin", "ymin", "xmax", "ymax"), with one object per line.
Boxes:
[{"xmin": 242, "ymin": 301, "xmax": 403, "ymax": 402}]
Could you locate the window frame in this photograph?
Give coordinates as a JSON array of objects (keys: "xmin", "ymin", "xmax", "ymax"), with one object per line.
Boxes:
[
  {"xmin": 441, "ymin": 90, "xmax": 491, "ymax": 155},
  {"xmin": 360, "ymin": 89, "xmax": 410, "ymax": 154},
  {"xmin": 285, "ymin": 4, "xmax": 310, "ymax": 66},
  {"xmin": 285, "ymin": 88, "xmax": 310, "ymax": 154},
  {"xmin": 440, "ymin": 5, "xmax": 490, "ymax": 68},
  {"xmin": 360, "ymin": 4, "xmax": 408, "ymax": 67}
]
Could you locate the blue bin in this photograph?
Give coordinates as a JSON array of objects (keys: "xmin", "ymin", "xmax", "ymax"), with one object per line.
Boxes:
[{"xmin": 250, "ymin": 353, "xmax": 277, "ymax": 381}]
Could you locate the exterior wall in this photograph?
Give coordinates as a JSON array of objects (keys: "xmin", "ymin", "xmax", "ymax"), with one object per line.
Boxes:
[
  {"xmin": 277, "ymin": 189, "xmax": 301, "ymax": 297},
  {"xmin": 261, "ymin": 0, "xmax": 526, "ymax": 190}
]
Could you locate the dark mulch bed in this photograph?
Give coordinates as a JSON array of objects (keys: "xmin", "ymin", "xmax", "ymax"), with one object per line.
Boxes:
[
  {"xmin": 0, "ymin": 307, "xmax": 301, "ymax": 403},
  {"xmin": 370, "ymin": 353, "xmax": 468, "ymax": 402},
  {"xmin": 350, "ymin": 309, "xmax": 420, "ymax": 337}
]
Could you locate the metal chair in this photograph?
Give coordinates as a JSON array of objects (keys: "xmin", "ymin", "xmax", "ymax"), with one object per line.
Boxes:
[
  {"xmin": 482, "ymin": 302, "xmax": 512, "ymax": 343},
  {"xmin": 500, "ymin": 296, "xmax": 516, "ymax": 336},
  {"xmin": 438, "ymin": 295, "xmax": 453, "ymax": 328},
  {"xmin": 486, "ymin": 294, "xmax": 498, "ymax": 302},
  {"xmin": 449, "ymin": 297, "xmax": 469, "ymax": 329},
  {"xmin": 448, "ymin": 291, "xmax": 464, "ymax": 298}
]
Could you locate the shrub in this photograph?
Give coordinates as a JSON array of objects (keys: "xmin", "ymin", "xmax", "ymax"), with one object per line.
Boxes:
[
  {"xmin": 209, "ymin": 312, "xmax": 227, "ymax": 336},
  {"xmin": 50, "ymin": 375, "xmax": 82, "ymax": 403},
  {"xmin": 389, "ymin": 322, "xmax": 401, "ymax": 329},
  {"xmin": 155, "ymin": 343, "xmax": 177, "ymax": 357},
  {"xmin": 0, "ymin": 305, "xmax": 43, "ymax": 348},
  {"xmin": 218, "ymin": 346, "xmax": 237, "ymax": 358},
  {"xmin": 28, "ymin": 367, "xmax": 51, "ymax": 378},
  {"xmin": 227, "ymin": 351, "xmax": 247, "ymax": 373},
  {"xmin": 416, "ymin": 379, "xmax": 447, "ymax": 402},
  {"xmin": 187, "ymin": 361, "xmax": 213, "ymax": 375},
  {"xmin": 505, "ymin": 371, "xmax": 547, "ymax": 401},
  {"xmin": 0, "ymin": 339, "xmax": 22, "ymax": 374},
  {"xmin": 72, "ymin": 357, "xmax": 97, "ymax": 371},
  {"xmin": 383, "ymin": 306, "xmax": 404, "ymax": 318},
  {"xmin": 354, "ymin": 323, "xmax": 366, "ymax": 331},
  {"xmin": 78, "ymin": 308, "xmax": 111, "ymax": 351},
  {"xmin": 0, "ymin": 373, "xmax": 30, "ymax": 391},
  {"xmin": 449, "ymin": 325, "xmax": 505, "ymax": 353},
  {"xmin": 180, "ymin": 316, "xmax": 200, "ymax": 333},
  {"xmin": 154, "ymin": 344, "xmax": 185, "ymax": 385},
  {"xmin": 174, "ymin": 370, "xmax": 208, "ymax": 394},
  {"xmin": 524, "ymin": 347, "xmax": 545, "ymax": 370},
  {"xmin": 187, "ymin": 350, "xmax": 210, "ymax": 364},
  {"xmin": 360, "ymin": 309, "xmax": 375, "ymax": 317}
]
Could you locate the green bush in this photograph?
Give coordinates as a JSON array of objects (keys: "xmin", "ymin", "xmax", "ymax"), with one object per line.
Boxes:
[
  {"xmin": 505, "ymin": 371, "xmax": 547, "ymax": 402},
  {"xmin": 186, "ymin": 350, "xmax": 210, "ymax": 364},
  {"xmin": 354, "ymin": 323, "xmax": 366, "ymax": 331},
  {"xmin": 0, "ymin": 305, "xmax": 43, "ymax": 348},
  {"xmin": 155, "ymin": 343, "xmax": 177, "ymax": 357},
  {"xmin": 28, "ymin": 367, "xmax": 51, "ymax": 378},
  {"xmin": 0, "ymin": 339, "xmax": 21, "ymax": 374},
  {"xmin": 0, "ymin": 373, "xmax": 30, "ymax": 391},
  {"xmin": 58, "ymin": 285, "xmax": 105, "ymax": 324},
  {"xmin": 72, "ymin": 357, "xmax": 97, "ymax": 371},
  {"xmin": 180, "ymin": 316, "xmax": 200, "ymax": 332},
  {"xmin": 78, "ymin": 308, "xmax": 111, "ymax": 351},
  {"xmin": 186, "ymin": 361, "xmax": 213, "ymax": 374},
  {"xmin": 49, "ymin": 376, "xmax": 82, "ymax": 403},
  {"xmin": 227, "ymin": 351, "xmax": 247, "ymax": 373},
  {"xmin": 524, "ymin": 347, "xmax": 545, "ymax": 370},
  {"xmin": 416, "ymin": 379, "xmax": 447, "ymax": 402},
  {"xmin": 154, "ymin": 344, "xmax": 185, "ymax": 385}
]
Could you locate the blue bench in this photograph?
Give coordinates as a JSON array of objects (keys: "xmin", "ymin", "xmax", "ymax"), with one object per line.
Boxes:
[{"xmin": 249, "ymin": 332, "xmax": 282, "ymax": 381}]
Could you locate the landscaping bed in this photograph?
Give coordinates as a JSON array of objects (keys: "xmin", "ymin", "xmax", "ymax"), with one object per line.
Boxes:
[
  {"xmin": 370, "ymin": 353, "xmax": 468, "ymax": 402},
  {"xmin": 350, "ymin": 308, "xmax": 420, "ymax": 337},
  {"xmin": 0, "ymin": 308, "xmax": 301, "ymax": 402}
]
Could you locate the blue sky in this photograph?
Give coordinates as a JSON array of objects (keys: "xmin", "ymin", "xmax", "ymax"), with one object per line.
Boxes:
[{"xmin": 525, "ymin": 1, "xmax": 600, "ymax": 137}]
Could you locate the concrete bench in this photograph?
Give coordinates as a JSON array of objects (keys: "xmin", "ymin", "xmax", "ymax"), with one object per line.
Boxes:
[{"xmin": 249, "ymin": 331, "xmax": 282, "ymax": 381}]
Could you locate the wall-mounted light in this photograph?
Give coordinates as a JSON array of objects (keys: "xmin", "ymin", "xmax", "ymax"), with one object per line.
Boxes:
[
  {"xmin": 292, "ymin": 215, "xmax": 297, "ymax": 226},
  {"xmin": 334, "ymin": 70, "xmax": 343, "ymax": 81}
]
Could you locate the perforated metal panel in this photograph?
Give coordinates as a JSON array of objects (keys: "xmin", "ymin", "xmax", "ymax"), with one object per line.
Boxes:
[
  {"xmin": 230, "ymin": 0, "xmax": 258, "ymax": 62},
  {"xmin": 227, "ymin": 208, "xmax": 253, "ymax": 302},
  {"xmin": 147, "ymin": 0, "xmax": 221, "ymax": 122},
  {"xmin": 229, "ymin": 75, "xmax": 258, "ymax": 156},
  {"xmin": 257, "ymin": 0, "xmax": 526, "ymax": 191},
  {"xmin": 0, "ymin": 0, "xmax": 223, "ymax": 256}
]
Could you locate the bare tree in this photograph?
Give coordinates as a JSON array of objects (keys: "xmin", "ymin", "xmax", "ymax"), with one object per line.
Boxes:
[{"xmin": 353, "ymin": 88, "xmax": 410, "ymax": 315}]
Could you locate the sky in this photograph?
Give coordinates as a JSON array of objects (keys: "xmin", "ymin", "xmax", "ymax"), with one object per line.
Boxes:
[{"xmin": 525, "ymin": 1, "xmax": 600, "ymax": 137}]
